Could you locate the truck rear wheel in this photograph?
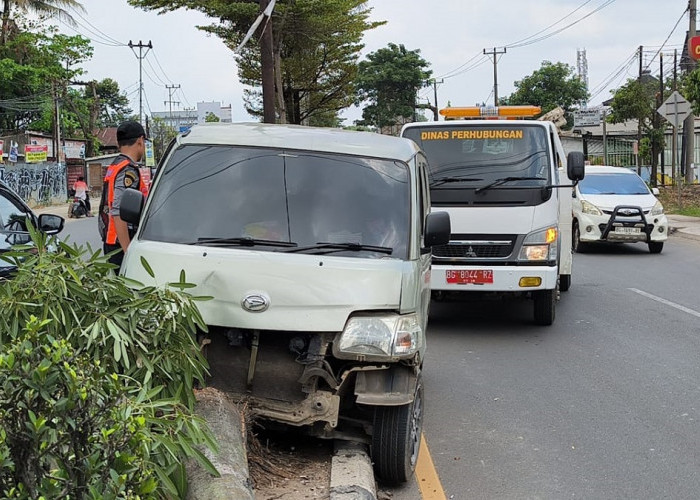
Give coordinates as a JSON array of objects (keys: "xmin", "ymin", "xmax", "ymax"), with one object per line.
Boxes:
[
  {"xmin": 371, "ymin": 377, "xmax": 423, "ymax": 485},
  {"xmin": 533, "ymin": 289, "xmax": 556, "ymax": 325}
]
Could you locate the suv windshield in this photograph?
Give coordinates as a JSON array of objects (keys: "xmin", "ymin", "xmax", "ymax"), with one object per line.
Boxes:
[
  {"xmin": 140, "ymin": 145, "xmax": 411, "ymax": 259},
  {"xmin": 578, "ymin": 173, "xmax": 650, "ymax": 195}
]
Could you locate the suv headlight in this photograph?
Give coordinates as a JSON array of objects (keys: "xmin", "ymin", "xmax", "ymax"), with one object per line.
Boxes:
[
  {"xmin": 518, "ymin": 226, "xmax": 558, "ymax": 262},
  {"xmin": 581, "ymin": 200, "xmax": 603, "ymax": 216},
  {"xmin": 651, "ymin": 200, "xmax": 664, "ymax": 216},
  {"xmin": 334, "ymin": 313, "xmax": 423, "ymax": 361}
]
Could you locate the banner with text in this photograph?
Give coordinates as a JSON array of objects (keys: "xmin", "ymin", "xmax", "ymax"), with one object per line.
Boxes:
[{"xmin": 25, "ymin": 144, "xmax": 48, "ymax": 163}]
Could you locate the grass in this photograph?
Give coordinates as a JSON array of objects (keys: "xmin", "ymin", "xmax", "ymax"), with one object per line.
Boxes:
[{"xmin": 656, "ymin": 185, "xmax": 700, "ymax": 216}]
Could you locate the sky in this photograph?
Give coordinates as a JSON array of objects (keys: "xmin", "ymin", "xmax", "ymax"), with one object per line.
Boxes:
[{"xmin": 55, "ymin": 0, "xmax": 693, "ymax": 125}]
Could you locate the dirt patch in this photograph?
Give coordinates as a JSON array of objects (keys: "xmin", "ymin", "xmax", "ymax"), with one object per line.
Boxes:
[
  {"xmin": 657, "ymin": 184, "xmax": 700, "ymax": 213},
  {"xmin": 247, "ymin": 426, "xmax": 333, "ymax": 499}
]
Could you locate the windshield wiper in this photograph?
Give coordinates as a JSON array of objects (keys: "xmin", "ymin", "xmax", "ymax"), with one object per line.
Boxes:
[
  {"xmin": 475, "ymin": 176, "xmax": 546, "ymax": 193},
  {"xmin": 431, "ymin": 176, "xmax": 483, "ymax": 187},
  {"xmin": 186, "ymin": 237, "xmax": 298, "ymax": 248},
  {"xmin": 282, "ymin": 242, "xmax": 393, "ymax": 255}
]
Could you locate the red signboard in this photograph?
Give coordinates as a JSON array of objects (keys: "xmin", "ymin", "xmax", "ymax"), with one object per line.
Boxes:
[{"xmin": 691, "ymin": 36, "xmax": 700, "ymax": 61}]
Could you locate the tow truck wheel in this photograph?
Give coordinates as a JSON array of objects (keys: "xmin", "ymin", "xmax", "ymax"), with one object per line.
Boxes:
[
  {"xmin": 648, "ymin": 241, "xmax": 663, "ymax": 254},
  {"xmin": 371, "ymin": 377, "xmax": 423, "ymax": 485},
  {"xmin": 533, "ymin": 288, "xmax": 556, "ymax": 326},
  {"xmin": 572, "ymin": 221, "xmax": 585, "ymax": 253},
  {"xmin": 559, "ymin": 274, "xmax": 571, "ymax": 292}
]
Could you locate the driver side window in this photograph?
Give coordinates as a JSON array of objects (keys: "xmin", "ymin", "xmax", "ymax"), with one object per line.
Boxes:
[{"xmin": 0, "ymin": 190, "xmax": 29, "ymax": 232}]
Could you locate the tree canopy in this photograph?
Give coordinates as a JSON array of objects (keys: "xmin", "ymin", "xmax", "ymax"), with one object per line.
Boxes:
[
  {"xmin": 128, "ymin": 0, "xmax": 384, "ymax": 125},
  {"xmin": 354, "ymin": 42, "xmax": 431, "ymax": 132},
  {"xmin": 504, "ymin": 61, "xmax": 588, "ymax": 118}
]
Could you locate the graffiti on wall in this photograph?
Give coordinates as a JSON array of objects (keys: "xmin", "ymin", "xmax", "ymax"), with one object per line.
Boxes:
[{"xmin": 0, "ymin": 162, "xmax": 67, "ymax": 205}]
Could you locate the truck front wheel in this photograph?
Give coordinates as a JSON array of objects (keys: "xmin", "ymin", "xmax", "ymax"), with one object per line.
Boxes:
[
  {"xmin": 534, "ymin": 288, "xmax": 556, "ymax": 325},
  {"xmin": 371, "ymin": 377, "xmax": 423, "ymax": 485}
]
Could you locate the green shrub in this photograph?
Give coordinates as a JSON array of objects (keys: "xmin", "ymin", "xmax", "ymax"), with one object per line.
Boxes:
[{"xmin": 0, "ymin": 227, "xmax": 218, "ymax": 498}]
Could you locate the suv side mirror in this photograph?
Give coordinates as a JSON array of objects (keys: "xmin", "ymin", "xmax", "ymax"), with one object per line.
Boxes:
[
  {"xmin": 424, "ymin": 211, "xmax": 451, "ymax": 248},
  {"xmin": 38, "ymin": 213, "xmax": 64, "ymax": 234},
  {"xmin": 566, "ymin": 151, "xmax": 585, "ymax": 181},
  {"xmin": 120, "ymin": 188, "xmax": 144, "ymax": 225}
]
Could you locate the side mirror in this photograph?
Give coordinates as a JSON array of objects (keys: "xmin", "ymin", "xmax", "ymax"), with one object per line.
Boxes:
[
  {"xmin": 424, "ymin": 211, "xmax": 451, "ymax": 248},
  {"xmin": 652, "ymin": 187, "xmax": 660, "ymax": 195},
  {"xmin": 120, "ymin": 188, "xmax": 145, "ymax": 225},
  {"xmin": 566, "ymin": 151, "xmax": 585, "ymax": 181},
  {"xmin": 38, "ymin": 213, "xmax": 64, "ymax": 235}
]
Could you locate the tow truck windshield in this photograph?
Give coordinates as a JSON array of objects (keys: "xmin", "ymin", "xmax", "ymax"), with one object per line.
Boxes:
[{"xmin": 402, "ymin": 124, "xmax": 552, "ymax": 206}]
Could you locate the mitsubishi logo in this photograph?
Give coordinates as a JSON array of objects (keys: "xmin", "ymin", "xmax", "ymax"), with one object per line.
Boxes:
[
  {"xmin": 466, "ymin": 246, "xmax": 477, "ymax": 257},
  {"xmin": 241, "ymin": 293, "xmax": 270, "ymax": 312}
]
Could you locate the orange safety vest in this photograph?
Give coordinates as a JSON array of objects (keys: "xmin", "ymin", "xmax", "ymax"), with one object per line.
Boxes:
[{"xmin": 99, "ymin": 158, "xmax": 150, "ymax": 244}]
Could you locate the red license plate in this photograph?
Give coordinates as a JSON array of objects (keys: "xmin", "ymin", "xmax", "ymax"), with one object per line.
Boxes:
[{"xmin": 446, "ymin": 269, "xmax": 494, "ymax": 284}]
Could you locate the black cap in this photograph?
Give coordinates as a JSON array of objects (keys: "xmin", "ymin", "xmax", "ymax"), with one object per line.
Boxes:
[{"xmin": 117, "ymin": 120, "xmax": 146, "ymax": 141}]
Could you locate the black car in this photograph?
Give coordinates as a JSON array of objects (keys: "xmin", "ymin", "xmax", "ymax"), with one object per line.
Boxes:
[{"xmin": 0, "ymin": 179, "xmax": 64, "ymax": 279}]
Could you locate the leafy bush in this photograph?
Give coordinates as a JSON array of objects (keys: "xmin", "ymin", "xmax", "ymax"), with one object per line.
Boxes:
[{"xmin": 0, "ymin": 228, "xmax": 218, "ymax": 498}]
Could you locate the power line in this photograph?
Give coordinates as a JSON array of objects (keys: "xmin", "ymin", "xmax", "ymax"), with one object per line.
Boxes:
[{"xmin": 643, "ymin": 9, "xmax": 687, "ymax": 72}]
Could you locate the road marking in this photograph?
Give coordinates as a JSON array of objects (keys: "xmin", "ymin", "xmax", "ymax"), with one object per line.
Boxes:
[
  {"xmin": 628, "ymin": 288, "xmax": 700, "ymax": 319},
  {"xmin": 415, "ymin": 433, "xmax": 447, "ymax": 499}
]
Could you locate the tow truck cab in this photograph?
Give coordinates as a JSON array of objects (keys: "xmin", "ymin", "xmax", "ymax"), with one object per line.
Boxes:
[{"xmin": 401, "ymin": 106, "xmax": 584, "ymax": 325}]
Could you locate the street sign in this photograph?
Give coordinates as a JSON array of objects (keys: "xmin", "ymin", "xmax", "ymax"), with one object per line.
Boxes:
[
  {"xmin": 691, "ymin": 36, "xmax": 700, "ymax": 61},
  {"xmin": 657, "ymin": 91, "xmax": 692, "ymax": 128},
  {"xmin": 574, "ymin": 109, "xmax": 601, "ymax": 127}
]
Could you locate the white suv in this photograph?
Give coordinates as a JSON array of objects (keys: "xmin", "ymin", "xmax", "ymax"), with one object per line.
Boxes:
[{"xmin": 572, "ymin": 165, "xmax": 668, "ymax": 254}]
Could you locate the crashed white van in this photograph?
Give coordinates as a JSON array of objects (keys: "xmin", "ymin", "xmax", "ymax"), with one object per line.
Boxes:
[{"xmin": 119, "ymin": 122, "xmax": 450, "ymax": 484}]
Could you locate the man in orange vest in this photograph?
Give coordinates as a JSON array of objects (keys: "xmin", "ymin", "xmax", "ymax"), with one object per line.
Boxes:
[{"xmin": 98, "ymin": 120, "xmax": 150, "ymax": 273}]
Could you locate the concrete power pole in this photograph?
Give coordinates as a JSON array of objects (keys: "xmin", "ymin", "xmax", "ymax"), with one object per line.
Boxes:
[
  {"xmin": 164, "ymin": 84, "xmax": 181, "ymax": 129},
  {"xmin": 685, "ymin": 0, "xmax": 697, "ymax": 183},
  {"xmin": 484, "ymin": 47, "xmax": 507, "ymax": 106},
  {"xmin": 637, "ymin": 45, "xmax": 643, "ymax": 175},
  {"xmin": 128, "ymin": 40, "xmax": 153, "ymax": 126}
]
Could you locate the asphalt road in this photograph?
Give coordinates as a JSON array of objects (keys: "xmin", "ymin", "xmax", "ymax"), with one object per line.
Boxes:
[
  {"xmin": 391, "ymin": 236, "xmax": 700, "ymax": 499},
  {"xmin": 57, "ymin": 217, "xmax": 700, "ymax": 498}
]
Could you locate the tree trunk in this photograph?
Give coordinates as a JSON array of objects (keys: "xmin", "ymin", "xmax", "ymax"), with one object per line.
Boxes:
[{"xmin": 1, "ymin": 0, "xmax": 11, "ymax": 46}]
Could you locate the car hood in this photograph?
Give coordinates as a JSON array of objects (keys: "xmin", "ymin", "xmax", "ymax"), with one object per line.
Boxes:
[
  {"xmin": 121, "ymin": 240, "xmax": 407, "ymax": 332},
  {"xmin": 581, "ymin": 193, "xmax": 659, "ymax": 212}
]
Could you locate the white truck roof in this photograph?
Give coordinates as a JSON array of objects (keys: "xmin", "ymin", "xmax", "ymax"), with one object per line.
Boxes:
[{"xmin": 179, "ymin": 122, "xmax": 421, "ymax": 162}]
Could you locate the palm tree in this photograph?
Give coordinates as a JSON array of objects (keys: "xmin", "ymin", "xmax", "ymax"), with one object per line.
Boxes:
[{"xmin": 1, "ymin": 0, "xmax": 84, "ymax": 45}]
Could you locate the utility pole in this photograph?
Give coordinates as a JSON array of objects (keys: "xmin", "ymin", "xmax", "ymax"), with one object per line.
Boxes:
[
  {"xmin": 164, "ymin": 84, "xmax": 181, "ymax": 129},
  {"xmin": 427, "ymin": 78, "xmax": 443, "ymax": 121},
  {"xmin": 483, "ymin": 47, "xmax": 506, "ymax": 107},
  {"xmin": 637, "ymin": 45, "xmax": 643, "ymax": 174},
  {"xmin": 684, "ymin": 0, "xmax": 697, "ymax": 183},
  {"xmin": 128, "ymin": 40, "xmax": 153, "ymax": 126},
  {"xmin": 657, "ymin": 52, "xmax": 664, "ymax": 185},
  {"xmin": 259, "ymin": 0, "xmax": 276, "ymax": 123}
]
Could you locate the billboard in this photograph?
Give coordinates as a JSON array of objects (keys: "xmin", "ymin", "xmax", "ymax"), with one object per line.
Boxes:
[{"xmin": 25, "ymin": 144, "xmax": 48, "ymax": 163}]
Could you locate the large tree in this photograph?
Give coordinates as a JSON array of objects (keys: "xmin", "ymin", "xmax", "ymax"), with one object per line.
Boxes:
[
  {"xmin": 128, "ymin": 0, "xmax": 383, "ymax": 125},
  {"xmin": 504, "ymin": 61, "xmax": 588, "ymax": 120},
  {"xmin": 354, "ymin": 42, "xmax": 431, "ymax": 133},
  {"xmin": 0, "ymin": 21, "xmax": 92, "ymax": 135},
  {"xmin": 1, "ymin": 0, "xmax": 83, "ymax": 45},
  {"xmin": 607, "ymin": 77, "xmax": 667, "ymax": 183}
]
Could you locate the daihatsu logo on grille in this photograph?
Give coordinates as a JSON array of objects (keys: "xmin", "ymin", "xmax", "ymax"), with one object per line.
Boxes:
[{"xmin": 242, "ymin": 293, "xmax": 270, "ymax": 312}]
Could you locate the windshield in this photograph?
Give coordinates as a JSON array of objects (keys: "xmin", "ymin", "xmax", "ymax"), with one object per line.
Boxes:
[
  {"xmin": 578, "ymin": 172, "xmax": 650, "ymax": 195},
  {"xmin": 139, "ymin": 145, "xmax": 411, "ymax": 259},
  {"xmin": 402, "ymin": 124, "xmax": 551, "ymax": 187}
]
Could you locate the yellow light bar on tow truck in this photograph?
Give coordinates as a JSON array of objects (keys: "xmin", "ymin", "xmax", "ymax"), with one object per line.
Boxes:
[{"xmin": 440, "ymin": 105, "xmax": 542, "ymax": 120}]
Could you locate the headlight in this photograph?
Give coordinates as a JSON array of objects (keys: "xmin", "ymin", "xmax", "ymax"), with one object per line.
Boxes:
[
  {"xmin": 581, "ymin": 200, "xmax": 603, "ymax": 216},
  {"xmin": 334, "ymin": 313, "xmax": 423, "ymax": 360},
  {"xmin": 651, "ymin": 200, "xmax": 664, "ymax": 216},
  {"xmin": 519, "ymin": 226, "xmax": 558, "ymax": 262}
]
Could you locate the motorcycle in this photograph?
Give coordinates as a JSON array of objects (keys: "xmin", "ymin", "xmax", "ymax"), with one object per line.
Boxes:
[{"xmin": 68, "ymin": 189, "xmax": 89, "ymax": 218}]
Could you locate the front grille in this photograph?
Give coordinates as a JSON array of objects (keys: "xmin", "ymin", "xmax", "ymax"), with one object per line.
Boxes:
[{"xmin": 433, "ymin": 236, "xmax": 515, "ymax": 259}]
